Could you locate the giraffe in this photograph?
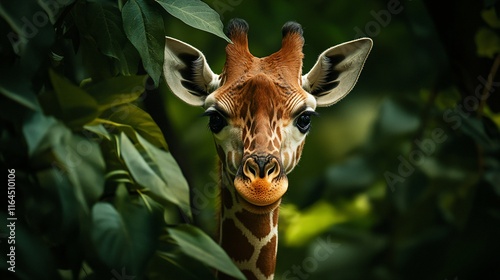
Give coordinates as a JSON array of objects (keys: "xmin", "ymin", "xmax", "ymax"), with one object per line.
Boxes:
[{"xmin": 163, "ymin": 18, "xmax": 372, "ymax": 280}]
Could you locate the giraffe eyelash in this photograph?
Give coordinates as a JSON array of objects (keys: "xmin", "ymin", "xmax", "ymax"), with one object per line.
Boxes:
[
  {"xmin": 203, "ymin": 110, "xmax": 228, "ymax": 133},
  {"xmin": 294, "ymin": 110, "xmax": 319, "ymax": 133},
  {"xmin": 296, "ymin": 110, "xmax": 319, "ymax": 118}
]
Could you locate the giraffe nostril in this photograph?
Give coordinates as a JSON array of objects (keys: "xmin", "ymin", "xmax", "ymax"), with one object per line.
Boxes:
[
  {"xmin": 267, "ymin": 166, "xmax": 276, "ymax": 176},
  {"xmin": 235, "ymin": 156, "xmax": 288, "ymax": 207},
  {"xmin": 243, "ymin": 158, "xmax": 259, "ymax": 179},
  {"xmin": 248, "ymin": 165, "xmax": 257, "ymax": 177},
  {"xmin": 266, "ymin": 158, "xmax": 280, "ymax": 179},
  {"xmin": 243, "ymin": 156, "xmax": 281, "ymax": 180}
]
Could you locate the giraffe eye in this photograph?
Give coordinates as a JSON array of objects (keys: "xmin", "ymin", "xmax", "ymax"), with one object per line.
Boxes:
[
  {"xmin": 206, "ymin": 111, "xmax": 227, "ymax": 133},
  {"xmin": 295, "ymin": 111, "xmax": 317, "ymax": 133}
]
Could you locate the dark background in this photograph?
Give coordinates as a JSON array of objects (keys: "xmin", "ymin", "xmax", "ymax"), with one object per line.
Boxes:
[{"xmin": 159, "ymin": 0, "xmax": 500, "ymax": 279}]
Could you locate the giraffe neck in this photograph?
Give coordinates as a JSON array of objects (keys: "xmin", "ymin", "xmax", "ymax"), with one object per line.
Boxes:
[{"xmin": 218, "ymin": 169, "xmax": 279, "ymax": 280}]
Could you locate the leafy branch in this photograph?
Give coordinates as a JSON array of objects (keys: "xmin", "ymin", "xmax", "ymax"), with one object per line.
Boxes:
[{"xmin": 0, "ymin": 0, "xmax": 243, "ymax": 279}]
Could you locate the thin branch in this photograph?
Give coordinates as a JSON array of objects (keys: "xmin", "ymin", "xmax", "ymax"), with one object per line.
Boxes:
[{"xmin": 478, "ymin": 54, "xmax": 500, "ymax": 117}]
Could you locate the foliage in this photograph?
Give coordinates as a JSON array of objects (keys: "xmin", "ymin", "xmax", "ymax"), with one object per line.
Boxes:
[
  {"xmin": 0, "ymin": 0, "xmax": 242, "ymax": 279},
  {"xmin": 2, "ymin": 0, "xmax": 500, "ymax": 280}
]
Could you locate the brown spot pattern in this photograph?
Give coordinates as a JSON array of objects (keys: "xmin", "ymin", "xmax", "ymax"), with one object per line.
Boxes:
[
  {"xmin": 221, "ymin": 219, "xmax": 254, "ymax": 262},
  {"xmin": 273, "ymin": 208, "xmax": 279, "ymax": 227},
  {"xmin": 235, "ymin": 209, "xmax": 271, "ymax": 239},
  {"xmin": 256, "ymin": 235, "xmax": 277, "ymax": 277},
  {"xmin": 212, "ymin": 20, "xmax": 312, "ymax": 280}
]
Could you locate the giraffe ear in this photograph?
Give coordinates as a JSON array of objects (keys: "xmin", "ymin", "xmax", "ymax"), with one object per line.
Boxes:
[
  {"xmin": 163, "ymin": 37, "xmax": 220, "ymax": 106},
  {"xmin": 302, "ymin": 38, "xmax": 373, "ymax": 107}
]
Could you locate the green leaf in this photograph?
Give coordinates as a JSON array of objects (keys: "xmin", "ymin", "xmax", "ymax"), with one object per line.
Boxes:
[
  {"xmin": 91, "ymin": 202, "xmax": 133, "ymax": 271},
  {"xmin": 136, "ymin": 132, "xmax": 191, "ymax": 219},
  {"xmin": 102, "ymin": 104, "xmax": 168, "ymax": 150},
  {"xmin": 153, "ymin": 249, "xmax": 217, "ymax": 279},
  {"xmin": 91, "ymin": 196, "xmax": 161, "ymax": 276},
  {"xmin": 0, "ymin": 81, "xmax": 40, "ymax": 111},
  {"xmin": 167, "ymin": 224, "xmax": 246, "ymax": 280},
  {"xmin": 85, "ymin": 1, "xmax": 129, "ymax": 65},
  {"xmin": 156, "ymin": 0, "xmax": 231, "ymax": 43},
  {"xmin": 84, "ymin": 123, "xmax": 112, "ymax": 141},
  {"xmin": 119, "ymin": 133, "xmax": 188, "ymax": 217},
  {"xmin": 121, "ymin": 40, "xmax": 141, "ymax": 76},
  {"xmin": 73, "ymin": 1, "xmax": 116, "ymax": 80},
  {"xmin": 0, "ymin": 1, "xmax": 53, "ymax": 120},
  {"xmin": 375, "ymin": 98, "xmax": 421, "ymax": 137},
  {"xmin": 31, "ymin": 168, "xmax": 82, "ymax": 243},
  {"xmin": 482, "ymin": 8, "xmax": 500, "ymax": 29},
  {"xmin": 122, "ymin": 0, "xmax": 165, "ymax": 86},
  {"xmin": 47, "ymin": 69, "xmax": 100, "ymax": 127},
  {"xmin": 475, "ymin": 27, "xmax": 500, "ymax": 58},
  {"xmin": 23, "ymin": 113, "xmax": 105, "ymax": 204},
  {"xmin": 79, "ymin": 32, "xmax": 117, "ymax": 80},
  {"xmin": 73, "ymin": 0, "xmax": 138, "ymax": 78},
  {"xmin": 22, "ymin": 112, "xmax": 60, "ymax": 156},
  {"xmin": 0, "ymin": 0, "xmax": 55, "ymax": 78},
  {"xmin": 51, "ymin": 133, "xmax": 106, "ymax": 212},
  {"xmin": 83, "ymin": 75, "xmax": 148, "ymax": 111}
]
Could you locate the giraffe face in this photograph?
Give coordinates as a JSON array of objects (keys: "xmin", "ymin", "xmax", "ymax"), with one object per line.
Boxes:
[
  {"xmin": 164, "ymin": 19, "xmax": 372, "ymax": 211},
  {"xmin": 203, "ymin": 74, "xmax": 318, "ymax": 209}
]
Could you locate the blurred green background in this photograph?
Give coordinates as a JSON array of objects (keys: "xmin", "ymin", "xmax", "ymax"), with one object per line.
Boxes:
[
  {"xmin": 1, "ymin": 0, "xmax": 499, "ymax": 279},
  {"xmin": 160, "ymin": 0, "xmax": 500, "ymax": 279}
]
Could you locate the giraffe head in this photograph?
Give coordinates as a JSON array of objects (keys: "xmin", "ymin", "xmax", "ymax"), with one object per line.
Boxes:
[{"xmin": 164, "ymin": 19, "xmax": 372, "ymax": 213}]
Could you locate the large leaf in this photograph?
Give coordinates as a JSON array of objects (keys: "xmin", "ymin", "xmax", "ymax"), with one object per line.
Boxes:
[
  {"xmin": 72, "ymin": 0, "xmax": 116, "ymax": 80},
  {"xmin": 0, "ymin": 1, "xmax": 52, "ymax": 114},
  {"xmin": 156, "ymin": 0, "xmax": 231, "ymax": 43},
  {"xmin": 0, "ymin": 0, "xmax": 55, "ymax": 79},
  {"xmin": 122, "ymin": 0, "xmax": 165, "ymax": 86},
  {"xmin": 102, "ymin": 104, "xmax": 168, "ymax": 150},
  {"xmin": 30, "ymin": 168, "xmax": 82, "ymax": 243},
  {"xmin": 91, "ymin": 195, "xmax": 161, "ymax": 277},
  {"xmin": 167, "ymin": 224, "xmax": 245, "ymax": 280},
  {"xmin": 475, "ymin": 27, "xmax": 500, "ymax": 58},
  {"xmin": 72, "ymin": 0, "xmax": 138, "ymax": 78},
  {"xmin": 154, "ymin": 250, "xmax": 217, "ymax": 279},
  {"xmin": 22, "ymin": 112, "xmax": 60, "ymax": 156},
  {"xmin": 119, "ymin": 133, "xmax": 188, "ymax": 217},
  {"xmin": 85, "ymin": 1, "xmax": 133, "ymax": 70},
  {"xmin": 47, "ymin": 70, "xmax": 100, "ymax": 127},
  {"xmin": 24, "ymin": 113, "xmax": 105, "ymax": 207},
  {"xmin": 51, "ymin": 132, "xmax": 106, "ymax": 213},
  {"xmin": 136, "ymin": 132, "xmax": 191, "ymax": 219},
  {"xmin": 0, "ymin": 80, "xmax": 40, "ymax": 112},
  {"xmin": 482, "ymin": 8, "xmax": 500, "ymax": 28},
  {"xmin": 83, "ymin": 75, "xmax": 148, "ymax": 111}
]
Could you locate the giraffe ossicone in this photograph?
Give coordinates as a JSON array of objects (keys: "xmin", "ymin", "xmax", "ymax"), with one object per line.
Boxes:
[{"xmin": 164, "ymin": 18, "xmax": 372, "ymax": 280}]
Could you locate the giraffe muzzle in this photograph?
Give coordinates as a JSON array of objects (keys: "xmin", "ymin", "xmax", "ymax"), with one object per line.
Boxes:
[{"xmin": 234, "ymin": 155, "xmax": 288, "ymax": 207}]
